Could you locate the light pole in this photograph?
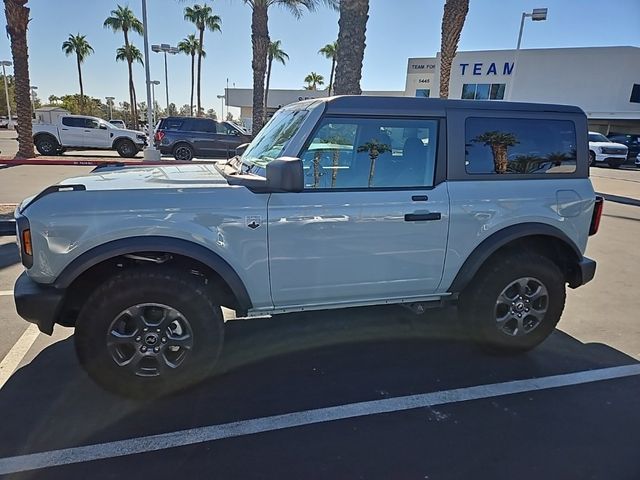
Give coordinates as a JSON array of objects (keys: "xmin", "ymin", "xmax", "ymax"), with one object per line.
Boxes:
[
  {"xmin": 105, "ymin": 96, "xmax": 115, "ymax": 119},
  {"xmin": 150, "ymin": 80, "xmax": 160, "ymax": 123},
  {"xmin": 1, "ymin": 61, "xmax": 12, "ymax": 128},
  {"xmin": 30, "ymin": 85, "xmax": 38, "ymax": 113},
  {"xmin": 217, "ymin": 94, "xmax": 225, "ymax": 120},
  {"xmin": 152, "ymin": 43, "xmax": 178, "ymax": 112},
  {"xmin": 508, "ymin": 7, "xmax": 548, "ymax": 100},
  {"xmin": 141, "ymin": 0, "xmax": 161, "ymax": 161}
]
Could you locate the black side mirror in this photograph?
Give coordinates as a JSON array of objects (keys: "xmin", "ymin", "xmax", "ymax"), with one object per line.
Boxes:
[
  {"xmin": 266, "ymin": 157, "xmax": 303, "ymax": 192},
  {"xmin": 235, "ymin": 143, "xmax": 250, "ymax": 156},
  {"xmin": 99, "ymin": 124, "xmax": 108, "ymax": 130}
]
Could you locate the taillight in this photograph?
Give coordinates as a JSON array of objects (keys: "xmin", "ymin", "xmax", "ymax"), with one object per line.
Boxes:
[
  {"xmin": 589, "ymin": 196, "xmax": 604, "ymax": 236},
  {"xmin": 154, "ymin": 130, "xmax": 165, "ymax": 142},
  {"xmin": 22, "ymin": 229, "xmax": 32, "ymax": 256}
]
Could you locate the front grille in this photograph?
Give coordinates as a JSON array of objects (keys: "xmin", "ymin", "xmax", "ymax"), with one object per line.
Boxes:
[{"xmin": 601, "ymin": 147, "xmax": 627, "ymax": 155}]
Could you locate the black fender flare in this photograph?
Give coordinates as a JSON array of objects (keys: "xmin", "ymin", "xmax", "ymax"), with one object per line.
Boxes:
[
  {"xmin": 33, "ymin": 132, "xmax": 59, "ymax": 145},
  {"xmin": 111, "ymin": 136, "xmax": 137, "ymax": 149},
  {"xmin": 447, "ymin": 222, "xmax": 582, "ymax": 294},
  {"xmin": 55, "ymin": 236, "xmax": 252, "ymax": 311}
]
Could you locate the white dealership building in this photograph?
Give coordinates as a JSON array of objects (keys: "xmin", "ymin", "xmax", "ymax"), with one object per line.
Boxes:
[{"xmin": 405, "ymin": 46, "xmax": 640, "ymax": 134}]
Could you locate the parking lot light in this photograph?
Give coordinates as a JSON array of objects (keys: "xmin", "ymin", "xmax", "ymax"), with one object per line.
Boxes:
[
  {"xmin": 517, "ymin": 8, "xmax": 548, "ymax": 49},
  {"xmin": 151, "ymin": 43, "xmax": 178, "ymax": 112},
  {"xmin": 1, "ymin": 60, "xmax": 13, "ymax": 128}
]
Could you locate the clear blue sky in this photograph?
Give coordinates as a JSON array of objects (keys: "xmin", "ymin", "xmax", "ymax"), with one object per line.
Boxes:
[{"xmin": 0, "ymin": 0, "xmax": 638, "ymax": 115}]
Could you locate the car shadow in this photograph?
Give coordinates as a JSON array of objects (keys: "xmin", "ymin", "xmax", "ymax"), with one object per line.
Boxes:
[
  {"xmin": 0, "ymin": 242, "xmax": 19, "ymax": 269},
  {"xmin": 0, "ymin": 305, "xmax": 637, "ymax": 462}
]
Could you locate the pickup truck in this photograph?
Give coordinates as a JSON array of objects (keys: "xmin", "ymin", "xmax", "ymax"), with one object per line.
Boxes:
[{"xmin": 33, "ymin": 114, "xmax": 147, "ymax": 157}]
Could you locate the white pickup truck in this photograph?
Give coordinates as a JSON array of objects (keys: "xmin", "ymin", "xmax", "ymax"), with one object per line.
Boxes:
[{"xmin": 33, "ymin": 115, "xmax": 147, "ymax": 157}]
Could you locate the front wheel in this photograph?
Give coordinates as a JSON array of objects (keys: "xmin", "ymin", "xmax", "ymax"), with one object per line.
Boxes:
[
  {"xmin": 74, "ymin": 267, "xmax": 224, "ymax": 397},
  {"xmin": 459, "ymin": 253, "xmax": 566, "ymax": 352},
  {"xmin": 116, "ymin": 139, "xmax": 139, "ymax": 158},
  {"xmin": 34, "ymin": 135, "xmax": 60, "ymax": 156}
]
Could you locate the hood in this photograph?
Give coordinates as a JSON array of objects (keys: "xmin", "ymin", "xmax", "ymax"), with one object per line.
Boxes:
[
  {"xmin": 58, "ymin": 163, "xmax": 231, "ymax": 192},
  {"xmin": 589, "ymin": 141, "xmax": 627, "ymax": 150}
]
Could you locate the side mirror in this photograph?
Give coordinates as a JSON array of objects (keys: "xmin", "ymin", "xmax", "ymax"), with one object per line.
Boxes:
[
  {"xmin": 266, "ymin": 157, "xmax": 303, "ymax": 193},
  {"xmin": 99, "ymin": 124, "xmax": 108, "ymax": 130},
  {"xmin": 235, "ymin": 143, "xmax": 250, "ymax": 156}
]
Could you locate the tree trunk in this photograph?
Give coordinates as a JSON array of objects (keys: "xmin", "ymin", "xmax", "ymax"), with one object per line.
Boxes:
[
  {"xmin": 334, "ymin": 0, "xmax": 368, "ymax": 96},
  {"xmin": 263, "ymin": 56, "xmax": 272, "ymax": 123},
  {"xmin": 367, "ymin": 151, "xmax": 378, "ymax": 187},
  {"xmin": 76, "ymin": 53, "xmax": 84, "ymax": 114},
  {"xmin": 312, "ymin": 150, "xmax": 322, "ymax": 187},
  {"xmin": 197, "ymin": 27, "xmax": 204, "ymax": 116},
  {"xmin": 491, "ymin": 145, "xmax": 508, "ymax": 174},
  {"xmin": 4, "ymin": 0, "xmax": 34, "ymax": 158},
  {"xmin": 189, "ymin": 53, "xmax": 195, "ymax": 116},
  {"xmin": 251, "ymin": 4, "xmax": 269, "ymax": 134},
  {"xmin": 438, "ymin": 0, "xmax": 469, "ymax": 99},
  {"xmin": 331, "ymin": 149, "xmax": 339, "ymax": 187},
  {"xmin": 328, "ymin": 57, "xmax": 336, "ymax": 96},
  {"xmin": 123, "ymin": 28, "xmax": 137, "ymax": 129}
]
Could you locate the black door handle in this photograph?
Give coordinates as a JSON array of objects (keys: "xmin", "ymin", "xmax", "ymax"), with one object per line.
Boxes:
[
  {"xmin": 412, "ymin": 195, "xmax": 429, "ymax": 202},
  {"xmin": 404, "ymin": 212, "xmax": 442, "ymax": 222},
  {"xmin": 61, "ymin": 128, "xmax": 69, "ymax": 130}
]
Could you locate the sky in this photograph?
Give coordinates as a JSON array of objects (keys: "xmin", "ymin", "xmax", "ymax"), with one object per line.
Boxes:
[{"xmin": 0, "ymin": 0, "xmax": 638, "ymax": 117}]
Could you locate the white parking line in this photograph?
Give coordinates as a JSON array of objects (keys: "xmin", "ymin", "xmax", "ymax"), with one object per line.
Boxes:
[
  {"xmin": 0, "ymin": 323, "xmax": 39, "ymax": 389},
  {"xmin": 0, "ymin": 290, "xmax": 13, "ymax": 296},
  {"xmin": 0, "ymin": 363, "xmax": 639, "ymax": 475}
]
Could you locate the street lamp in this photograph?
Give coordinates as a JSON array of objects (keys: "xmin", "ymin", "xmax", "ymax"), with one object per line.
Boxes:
[
  {"xmin": 217, "ymin": 94, "xmax": 225, "ymax": 120},
  {"xmin": 30, "ymin": 85, "xmax": 38, "ymax": 113},
  {"xmin": 0, "ymin": 61, "xmax": 12, "ymax": 128},
  {"xmin": 151, "ymin": 43, "xmax": 178, "ymax": 112},
  {"xmin": 105, "ymin": 96, "xmax": 115, "ymax": 120},
  {"xmin": 150, "ymin": 80, "xmax": 160, "ymax": 123},
  {"xmin": 517, "ymin": 8, "xmax": 548, "ymax": 49},
  {"xmin": 141, "ymin": 0, "xmax": 160, "ymax": 161}
]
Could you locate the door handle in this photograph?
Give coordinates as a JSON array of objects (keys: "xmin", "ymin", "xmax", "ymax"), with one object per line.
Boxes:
[
  {"xmin": 84, "ymin": 130, "xmax": 91, "ymax": 132},
  {"xmin": 61, "ymin": 128, "xmax": 69, "ymax": 130},
  {"xmin": 412, "ymin": 195, "xmax": 429, "ymax": 202},
  {"xmin": 404, "ymin": 212, "xmax": 441, "ymax": 222}
]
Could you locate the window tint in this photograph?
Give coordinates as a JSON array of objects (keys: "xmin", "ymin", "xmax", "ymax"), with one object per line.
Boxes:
[
  {"xmin": 630, "ymin": 84, "xmax": 640, "ymax": 104},
  {"xmin": 589, "ymin": 133, "xmax": 610, "ymax": 143},
  {"xmin": 299, "ymin": 117, "xmax": 438, "ymax": 189},
  {"xmin": 186, "ymin": 119, "xmax": 216, "ymax": 133},
  {"xmin": 462, "ymin": 83, "xmax": 505, "ymax": 100},
  {"xmin": 217, "ymin": 123, "xmax": 238, "ymax": 135},
  {"xmin": 465, "ymin": 117, "xmax": 577, "ymax": 175},
  {"xmin": 61, "ymin": 117, "xmax": 86, "ymax": 127},
  {"xmin": 162, "ymin": 118, "xmax": 184, "ymax": 130},
  {"xmin": 85, "ymin": 118, "xmax": 101, "ymax": 129}
]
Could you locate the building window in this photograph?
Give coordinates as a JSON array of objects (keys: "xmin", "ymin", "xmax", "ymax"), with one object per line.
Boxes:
[
  {"xmin": 465, "ymin": 117, "xmax": 577, "ymax": 175},
  {"xmin": 415, "ymin": 89, "xmax": 430, "ymax": 98},
  {"xmin": 462, "ymin": 83, "xmax": 506, "ymax": 100},
  {"xmin": 630, "ymin": 84, "xmax": 640, "ymax": 104}
]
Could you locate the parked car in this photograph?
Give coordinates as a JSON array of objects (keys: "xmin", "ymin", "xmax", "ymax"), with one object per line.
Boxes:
[
  {"xmin": 636, "ymin": 152, "xmax": 640, "ymax": 168},
  {"xmin": 607, "ymin": 133, "xmax": 640, "ymax": 163},
  {"xmin": 32, "ymin": 115, "xmax": 147, "ymax": 157},
  {"xmin": 14, "ymin": 96, "xmax": 601, "ymax": 397},
  {"xmin": 0, "ymin": 117, "xmax": 9, "ymax": 129},
  {"xmin": 588, "ymin": 131, "xmax": 627, "ymax": 168},
  {"xmin": 154, "ymin": 116, "xmax": 252, "ymax": 160},
  {"xmin": 109, "ymin": 119, "xmax": 127, "ymax": 129}
]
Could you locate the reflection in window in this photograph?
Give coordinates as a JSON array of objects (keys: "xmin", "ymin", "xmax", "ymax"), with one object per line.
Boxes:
[
  {"xmin": 475, "ymin": 84, "xmax": 490, "ymax": 100},
  {"xmin": 462, "ymin": 83, "xmax": 506, "ymax": 100},
  {"xmin": 490, "ymin": 84, "xmax": 505, "ymax": 100},
  {"xmin": 299, "ymin": 118, "xmax": 438, "ymax": 189},
  {"xmin": 465, "ymin": 117, "xmax": 577, "ymax": 174},
  {"xmin": 462, "ymin": 84, "xmax": 476, "ymax": 100},
  {"xmin": 415, "ymin": 89, "xmax": 430, "ymax": 98},
  {"xmin": 630, "ymin": 84, "xmax": 640, "ymax": 104}
]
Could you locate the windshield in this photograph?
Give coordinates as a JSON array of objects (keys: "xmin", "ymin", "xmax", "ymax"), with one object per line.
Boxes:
[
  {"xmin": 589, "ymin": 133, "xmax": 610, "ymax": 143},
  {"xmin": 242, "ymin": 108, "xmax": 308, "ymax": 168}
]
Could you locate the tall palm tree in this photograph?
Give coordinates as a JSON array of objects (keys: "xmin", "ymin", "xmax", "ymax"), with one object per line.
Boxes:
[
  {"xmin": 4, "ymin": 0, "xmax": 33, "ymax": 158},
  {"xmin": 104, "ymin": 5, "xmax": 144, "ymax": 128},
  {"xmin": 61, "ymin": 34, "xmax": 94, "ymax": 114},
  {"xmin": 439, "ymin": 0, "xmax": 469, "ymax": 98},
  {"xmin": 242, "ymin": 0, "xmax": 337, "ymax": 134},
  {"xmin": 318, "ymin": 41, "xmax": 337, "ymax": 96},
  {"xmin": 357, "ymin": 139, "xmax": 391, "ymax": 187},
  {"xmin": 115, "ymin": 44, "xmax": 143, "ymax": 124},
  {"xmin": 264, "ymin": 40, "xmax": 288, "ymax": 120},
  {"xmin": 177, "ymin": 34, "xmax": 204, "ymax": 116},
  {"xmin": 333, "ymin": 0, "xmax": 368, "ymax": 95},
  {"xmin": 473, "ymin": 131, "xmax": 519, "ymax": 174},
  {"xmin": 304, "ymin": 72, "xmax": 324, "ymax": 90},
  {"xmin": 184, "ymin": 4, "xmax": 221, "ymax": 117}
]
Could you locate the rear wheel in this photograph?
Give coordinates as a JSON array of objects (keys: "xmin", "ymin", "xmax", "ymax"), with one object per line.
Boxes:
[
  {"xmin": 34, "ymin": 135, "xmax": 59, "ymax": 156},
  {"xmin": 589, "ymin": 151, "xmax": 596, "ymax": 167},
  {"xmin": 173, "ymin": 143, "xmax": 194, "ymax": 161},
  {"xmin": 74, "ymin": 267, "xmax": 224, "ymax": 397},
  {"xmin": 459, "ymin": 253, "xmax": 566, "ymax": 352},
  {"xmin": 608, "ymin": 160, "xmax": 621, "ymax": 169},
  {"xmin": 116, "ymin": 139, "xmax": 138, "ymax": 158}
]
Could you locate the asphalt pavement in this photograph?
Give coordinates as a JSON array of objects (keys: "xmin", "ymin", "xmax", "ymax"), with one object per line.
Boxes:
[{"xmin": 0, "ymin": 158, "xmax": 639, "ymax": 479}]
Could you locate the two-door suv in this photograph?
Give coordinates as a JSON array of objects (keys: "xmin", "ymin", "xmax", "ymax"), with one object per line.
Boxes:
[{"xmin": 14, "ymin": 96, "xmax": 602, "ymax": 396}]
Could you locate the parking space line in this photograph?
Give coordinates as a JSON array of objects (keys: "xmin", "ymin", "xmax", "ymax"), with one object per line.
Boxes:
[
  {"xmin": 1, "ymin": 363, "xmax": 639, "ymax": 475},
  {"xmin": 0, "ymin": 324, "xmax": 40, "ymax": 389},
  {"xmin": 0, "ymin": 290, "xmax": 13, "ymax": 296}
]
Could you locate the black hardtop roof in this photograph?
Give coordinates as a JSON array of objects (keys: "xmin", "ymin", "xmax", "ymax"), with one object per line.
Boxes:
[{"xmin": 320, "ymin": 95, "xmax": 584, "ymax": 116}]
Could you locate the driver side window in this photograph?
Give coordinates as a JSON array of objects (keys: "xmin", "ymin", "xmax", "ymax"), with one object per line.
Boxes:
[{"xmin": 299, "ymin": 117, "xmax": 438, "ymax": 189}]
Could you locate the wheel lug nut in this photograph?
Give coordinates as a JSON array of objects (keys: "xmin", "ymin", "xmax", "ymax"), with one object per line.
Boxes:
[
  {"xmin": 517, "ymin": 313, "xmax": 522, "ymax": 318},
  {"xmin": 153, "ymin": 347, "xmax": 160, "ymax": 353},
  {"xmin": 143, "ymin": 328, "xmax": 148, "ymax": 332},
  {"xmin": 140, "ymin": 346, "xmax": 147, "ymax": 353},
  {"xmin": 162, "ymin": 337, "xmax": 167, "ymax": 343},
  {"xmin": 135, "ymin": 336, "xmax": 142, "ymax": 342},
  {"xmin": 156, "ymin": 328, "xmax": 161, "ymax": 333}
]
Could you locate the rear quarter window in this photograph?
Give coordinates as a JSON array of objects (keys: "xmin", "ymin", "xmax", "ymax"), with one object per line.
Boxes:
[
  {"xmin": 162, "ymin": 118, "xmax": 185, "ymax": 130},
  {"xmin": 465, "ymin": 117, "xmax": 577, "ymax": 175}
]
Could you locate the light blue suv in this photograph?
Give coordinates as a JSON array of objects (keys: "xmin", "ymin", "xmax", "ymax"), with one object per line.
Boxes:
[{"xmin": 14, "ymin": 96, "xmax": 602, "ymax": 396}]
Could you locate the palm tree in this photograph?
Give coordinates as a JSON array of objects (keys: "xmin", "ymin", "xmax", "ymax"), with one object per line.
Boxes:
[
  {"xmin": 242, "ymin": 0, "xmax": 337, "ymax": 134},
  {"xmin": 61, "ymin": 34, "xmax": 94, "ymax": 114},
  {"xmin": 177, "ymin": 34, "xmax": 204, "ymax": 116},
  {"xmin": 357, "ymin": 139, "xmax": 391, "ymax": 187},
  {"xmin": 4, "ymin": 0, "xmax": 34, "ymax": 158},
  {"xmin": 333, "ymin": 0, "xmax": 368, "ymax": 95},
  {"xmin": 472, "ymin": 131, "xmax": 519, "ymax": 174},
  {"xmin": 184, "ymin": 4, "xmax": 222, "ymax": 117},
  {"xmin": 439, "ymin": 0, "xmax": 469, "ymax": 98},
  {"xmin": 264, "ymin": 40, "xmax": 288, "ymax": 119},
  {"xmin": 115, "ymin": 44, "xmax": 143, "ymax": 123},
  {"xmin": 304, "ymin": 72, "xmax": 324, "ymax": 90},
  {"xmin": 104, "ymin": 5, "xmax": 144, "ymax": 129},
  {"xmin": 318, "ymin": 41, "xmax": 337, "ymax": 96}
]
